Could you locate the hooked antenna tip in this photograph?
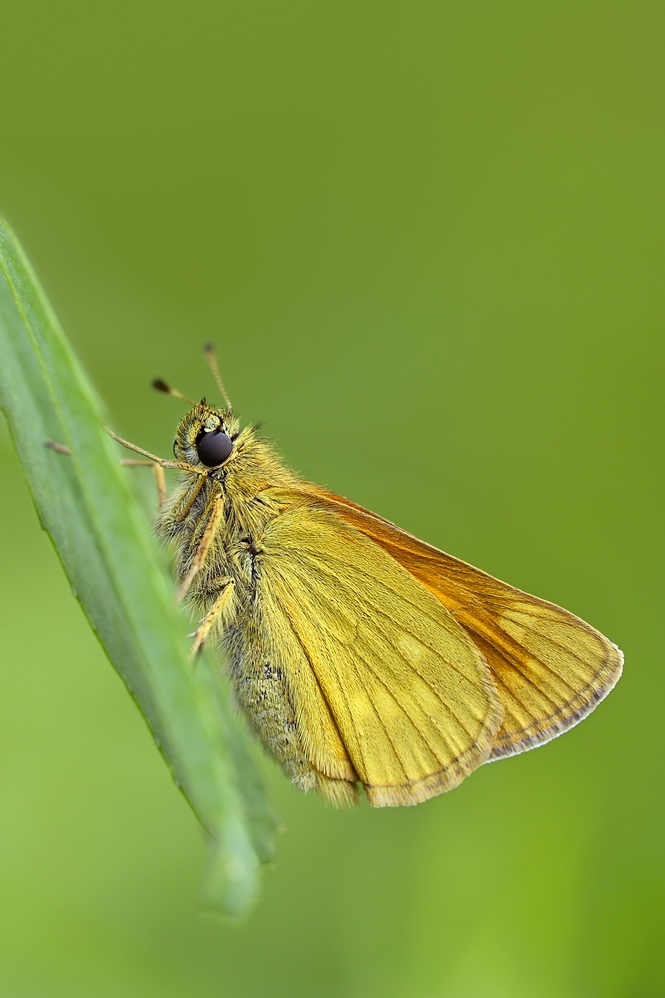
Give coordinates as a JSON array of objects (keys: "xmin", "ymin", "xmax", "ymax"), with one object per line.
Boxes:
[{"xmin": 151, "ymin": 379, "xmax": 197, "ymax": 405}]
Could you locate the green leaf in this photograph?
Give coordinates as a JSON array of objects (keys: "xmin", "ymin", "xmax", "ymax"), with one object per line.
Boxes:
[{"xmin": 0, "ymin": 217, "xmax": 277, "ymax": 917}]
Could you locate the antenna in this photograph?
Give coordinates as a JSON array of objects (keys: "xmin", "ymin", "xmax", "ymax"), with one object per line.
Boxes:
[
  {"xmin": 152, "ymin": 379, "xmax": 197, "ymax": 405},
  {"xmin": 204, "ymin": 343, "xmax": 232, "ymax": 410}
]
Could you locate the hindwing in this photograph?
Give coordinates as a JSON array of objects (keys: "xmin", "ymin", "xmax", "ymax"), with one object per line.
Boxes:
[{"xmin": 258, "ymin": 500, "xmax": 503, "ymax": 805}]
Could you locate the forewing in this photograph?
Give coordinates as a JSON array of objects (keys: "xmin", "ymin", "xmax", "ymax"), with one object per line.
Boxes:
[
  {"xmin": 258, "ymin": 502, "xmax": 503, "ymax": 805},
  {"xmin": 298, "ymin": 486, "xmax": 623, "ymax": 760}
]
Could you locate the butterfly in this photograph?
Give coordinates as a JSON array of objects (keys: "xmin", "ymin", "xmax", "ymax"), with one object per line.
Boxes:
[{"xmin": 109, "ymin": 346, "xmax": 623, "ymax": 807}]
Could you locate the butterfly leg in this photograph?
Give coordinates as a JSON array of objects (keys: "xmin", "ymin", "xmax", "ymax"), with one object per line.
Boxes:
[
  {"xmin": 120, "ymin": 459, "xmax": 168, "ymax": 509},
  {"xmin": 104, "ymin": 426, "xmax": 205, "ymax": 476},
  {"xmin": 189, "ymin": 577, "xmax": 235, "ymax": 658},
  {"xmin": 165, "ymin": 469, "xmax": 208, "ymax": 524},
  {"xmin": 176, "ymin": 492, "xmax": 225, "ymax": 602},
  {"xmin": 46, "ymin": 441, "xmax": 169, "ymax": 510}
]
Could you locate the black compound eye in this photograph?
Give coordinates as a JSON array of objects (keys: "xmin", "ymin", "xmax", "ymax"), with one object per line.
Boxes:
[{"xmin": 196, "ymin": 428, "xmax": 233, "ymax": 467}]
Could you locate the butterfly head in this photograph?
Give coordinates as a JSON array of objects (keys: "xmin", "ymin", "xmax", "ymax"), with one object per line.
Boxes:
[
  {"xmin": 173, "ymin": 401, "xmax": 241, "ymax": 469},
  {"xmin": 153, "ymin": 345, "xmax": 242, "ymax": 470}
]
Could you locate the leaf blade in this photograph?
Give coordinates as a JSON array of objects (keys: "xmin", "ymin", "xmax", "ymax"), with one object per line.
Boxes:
[{"xmin": 0, "ymin": 217, "xmax": 276, "ymax": 916}]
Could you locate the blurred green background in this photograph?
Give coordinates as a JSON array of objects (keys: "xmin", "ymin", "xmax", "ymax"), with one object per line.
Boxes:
[{"xmin": 0, "ymin": 1, "xmax": 663, "ymax": 995}]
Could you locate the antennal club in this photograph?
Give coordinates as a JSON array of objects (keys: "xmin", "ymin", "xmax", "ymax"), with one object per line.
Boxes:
[
  {"xmin": 152, "ymin": 379, "xmax": 196, "ymax": 405},
  {"xmin": 204, "ymin": 343, "xmax": 232, "ymax": 410}
]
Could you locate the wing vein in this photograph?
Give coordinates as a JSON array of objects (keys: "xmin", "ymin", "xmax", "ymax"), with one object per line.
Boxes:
[
  {"xmin": 298, "ymin": 545, "xmax": 470, "ymax": 636},
  {"xmin": 293, "ymin": 553, "xmax": 482, "ymax": 688},
  {"xmin": 502, "ymin": 613, "xmax": 608, "ymax": 677},
  {"xmin": 346, "ymin": 649, "xmax": 412, "ymax": 782},
  {"xmin": 463, "ymin": 614, "xmax": 584, "ymax": 696},
  {"xmin": 351, "ymin": 637, "xmax": 465, "ymax": 771}
]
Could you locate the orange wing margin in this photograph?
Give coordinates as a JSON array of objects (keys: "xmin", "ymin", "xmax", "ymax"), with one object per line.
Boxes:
[{"xmin": 300, "ymin": 485, "xmax": 623, "ymax": 760}]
